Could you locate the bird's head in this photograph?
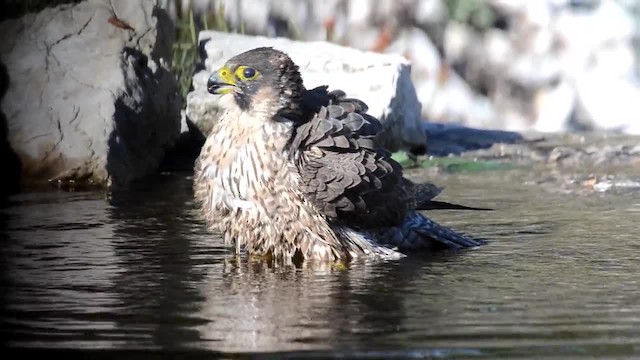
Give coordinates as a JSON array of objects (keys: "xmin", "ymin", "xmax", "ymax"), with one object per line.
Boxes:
[{"xmin": 207, "ymin": 47, "xmax": 306, "ymax": 119}]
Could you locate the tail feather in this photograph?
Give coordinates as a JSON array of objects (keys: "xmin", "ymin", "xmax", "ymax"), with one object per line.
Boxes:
[
  {"xmin": 410, "ymin": 212, "xmax": 484, "ymax": 248},
  {"xmin": 412, "ymin": 182, "xmax": 493, "ymax": 211},
  {"xmin": 380, "ymin": 211, "xmax": 485, "ymax": 250},
  {"xmin": 418, "ymin": 200, "xmax": 493, "ymax": 211}
]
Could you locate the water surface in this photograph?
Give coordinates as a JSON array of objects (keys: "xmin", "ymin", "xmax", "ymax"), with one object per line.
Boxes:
[{"xmin": 1, "ymin": 167, "xmax": 639, "ymax": 358}]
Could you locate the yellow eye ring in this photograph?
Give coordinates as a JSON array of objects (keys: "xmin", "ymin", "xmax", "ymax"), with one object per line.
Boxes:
[{"xmin": 236, "ymin": 66, "xmax": 260, "ymax": 81}]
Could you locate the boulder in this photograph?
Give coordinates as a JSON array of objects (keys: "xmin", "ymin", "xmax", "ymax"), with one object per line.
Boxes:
[
  {"xmin": 186, "ymin": 31, "xmax": 427, "ymax": 153},
  {"xmin": 0, "ymin": 62, "xmax": 21, "ymax": 197},
  {"xmin": 0, "ymin": 0, "xmax": 181, "ymax": 189}
]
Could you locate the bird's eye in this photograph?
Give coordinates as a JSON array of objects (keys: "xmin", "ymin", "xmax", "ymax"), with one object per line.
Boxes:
[
  {"xmin": 236, "ymin": 66, "xmax": 260, "ymax": 81},
  {"xmin": 243, "ymin": 67, "xmax": 256, "ymax": 79}
]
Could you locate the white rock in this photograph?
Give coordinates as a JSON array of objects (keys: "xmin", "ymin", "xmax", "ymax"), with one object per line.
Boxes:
[
  {"xmin": 187, "ymin": 31, "xmax": 427, "ymax": 152},
  {"xmin": 575, "ymin": 74, "xmax": 640, "ymax": 134},
  {"xmin": 488, "ymin": 0, "xmax": 530, "ymax": 14},
  {"xmin": 550, "ymin": 0, "xmax": 639, "ymax": 132},
  {"xmin": 414, "ymin": 0, "xmax": 448, "ymax": 26},
  {"xmin": 438, "ymin": 0, "xmax": 640, "ymax": 134},
  {"xmin": 0, "ymin": 0, "xmax": 181, "ymax": 188},
  {"xmin": 534, "ymin": 80, "xmax": 576, "ymax": 133},
  {"xmin": 553, "ymin": 0, "xmax": 636, "ymax": 80},
  {"xmin": 443, "ymin": 22, "xmax": 473, "ymax": 64}
]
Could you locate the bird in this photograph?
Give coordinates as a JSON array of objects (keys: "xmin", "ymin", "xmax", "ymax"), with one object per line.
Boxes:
[{"xmin": 193, "ymin": 47, "xmax": 487, "ymax": 265}]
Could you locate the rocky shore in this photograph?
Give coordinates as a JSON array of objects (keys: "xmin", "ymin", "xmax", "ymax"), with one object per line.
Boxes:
[{"xmin": 0, "ymin": 0, "xmax": 181, "ymax": 191}]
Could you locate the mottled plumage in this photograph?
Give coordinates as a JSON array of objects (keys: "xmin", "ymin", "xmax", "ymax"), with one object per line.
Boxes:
[{"xmin": 194, "ymin": 47, "xmax": 486, "ymax": 264}]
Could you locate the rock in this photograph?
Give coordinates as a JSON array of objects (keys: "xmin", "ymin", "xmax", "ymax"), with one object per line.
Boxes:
[
  {"xmin": 552, "ymin": 0, "xmax": 639, "ymax": 133},
  {"xmin": 0, "ymin": 61, "xmax": 21, "ymax": 198},
  {"xmin": 462, "ymin": 0, "xmax": 640, "ymax": 134},
  {"xmin": 459, "ymin": 131, "xmax": 640, "ymax": 170},
  {"xmin": 592, "ymin": 178, "xmax": 640, "ymax": 193},
  {"xmin": 0, "ymin": 0, "xmax": 181, "ymax": 189},
  {"xmin": 187, "ymin": 30, "xmax": 427, "ymax": 153},
  {"xmin": 533, "ymin": 79, "xmax": 576, "ymax": 133},
  {"xmin": 573, "ymin": 73, "xmax": 640, "ymax": 134}
]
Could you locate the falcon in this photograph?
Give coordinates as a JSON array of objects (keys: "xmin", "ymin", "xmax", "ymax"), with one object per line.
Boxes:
[{"xmin": 193, "ymin": 47, "xmax": 486, "ymax": 264}]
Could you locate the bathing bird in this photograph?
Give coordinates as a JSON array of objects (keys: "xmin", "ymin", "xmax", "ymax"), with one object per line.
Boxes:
[{"xmin": 193, "ymin": 47, "xmax": 485, "ymax": 264}]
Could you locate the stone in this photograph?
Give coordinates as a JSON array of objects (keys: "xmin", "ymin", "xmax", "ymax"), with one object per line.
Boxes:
[
  {"xmin": 574, "ymin": 73, "xmax": 640, "ymax": 135},
  {"xmin": 460, "ymin": 0, "xmax": 640, "ymax": 134},
  {"xmin": 0, "ymin": 62, "xmax": 21, "ymax": 197},
  {"xmin": 186, "ymin": 30, "xmax": 427, "ymax": 153},
  {"xmin": 533, "ymin": 80, "xmax": 576, "ymax": 133},
  {"xmin": 0, "ymin": 0, "xmax": 181, "ymax": 189}
]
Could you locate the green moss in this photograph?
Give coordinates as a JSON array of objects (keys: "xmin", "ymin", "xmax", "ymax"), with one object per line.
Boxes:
[
  {"xmin": 170, "ymin": 0, "xmax": 234, "ymax": 105},
  {"xmin": 392, "ymin": 151, "xmax": 515, "ymax": 173},
  {"xmin": 443, "ymin": 0, "xmax": 496, "ymax": 31},
  {"xmin": 172, "ymin": 8, "xmax": 198, "ymax": 106}
]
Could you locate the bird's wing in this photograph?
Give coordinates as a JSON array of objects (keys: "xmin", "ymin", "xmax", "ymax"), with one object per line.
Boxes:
[{"xmin": 291, "ymin": 89, "xmax": 413, "ymax": 228}]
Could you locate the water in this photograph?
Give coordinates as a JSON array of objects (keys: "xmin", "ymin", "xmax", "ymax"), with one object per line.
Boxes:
[{"xmin": 1, "ymin": 167, "xmax": 640, "ymax": 358}]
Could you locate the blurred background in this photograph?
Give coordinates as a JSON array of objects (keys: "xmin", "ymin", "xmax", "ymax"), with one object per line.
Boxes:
[
  {"xmin": 161, "ymin": 0, "xmax": 640, "ymax": 135},
  {"xmin": 4, "ymin": 0, "xmax": 639, "ymax": 135}
]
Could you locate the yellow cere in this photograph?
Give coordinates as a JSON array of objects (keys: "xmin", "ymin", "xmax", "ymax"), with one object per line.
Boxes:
[{"xmin": 216, "ymin": 66, "xmax": 237, "ymax": 85}]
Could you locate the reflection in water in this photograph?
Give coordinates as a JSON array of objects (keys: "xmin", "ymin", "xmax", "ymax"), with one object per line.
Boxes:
[
  {"xmin": 0, "ymin": 190, "xmax": 122, "ymax": 348},
  {"xmin": 106, "ymin": 175, "xmax": 211, "ymax": 349},
  {"xmin": 195, "ymin": 257, "xmax": 415, "ymax": 352},
  {"xmin": 1, "ymin": 171, "xmax": 640, "ymax": 357}
]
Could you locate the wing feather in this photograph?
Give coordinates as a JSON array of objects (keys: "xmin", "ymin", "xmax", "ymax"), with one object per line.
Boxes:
[{"xmin": 292, "ymin": 88, "xmax": 412, "ymax": 228}]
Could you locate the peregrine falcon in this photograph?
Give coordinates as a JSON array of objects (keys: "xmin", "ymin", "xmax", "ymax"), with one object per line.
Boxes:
[{"xmin": 194, "ymin": 47, "xmax": 486, "ymax": 264}]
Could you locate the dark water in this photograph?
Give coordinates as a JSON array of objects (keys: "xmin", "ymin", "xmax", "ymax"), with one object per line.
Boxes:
[{"xmin": 1, "ymin": 169, "xmax": 640, "ymax": 358}]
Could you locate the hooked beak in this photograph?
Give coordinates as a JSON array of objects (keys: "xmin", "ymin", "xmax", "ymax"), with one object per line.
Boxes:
[{"xmin": 207, "ymin": 66, "xmax": 239, "ymax": 95}]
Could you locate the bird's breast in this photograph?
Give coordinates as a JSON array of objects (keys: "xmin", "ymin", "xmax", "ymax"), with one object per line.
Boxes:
[{"xmin": 200, "ymin": 117, "xmax": 297, "ymax": 213}]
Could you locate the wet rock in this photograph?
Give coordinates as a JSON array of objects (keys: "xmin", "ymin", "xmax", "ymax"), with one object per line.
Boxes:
[
  {"xmin": 453, "ymin": 131, "xmax": 640, "ymax": 174},
  {"xmin": 187, "ymin": 31, "xmax": 427, "ymax": 153},
  {"xmin": 0, "ymin": 0, "xmax": 181, "ymax": 189},
  {"xmin": 533, "ymin": 172, "xmax": 640, "ymax": 195},
  {"xmin": 591, "ymin": 177, "xmax": 640, "ymax": 193},
  {"xmin": 414, "ymin": 130, "xmax": 640, "ymax": 196},
  {"xmin": 0, "ymin": 62, "xmax": 21, "ymax": 198}
]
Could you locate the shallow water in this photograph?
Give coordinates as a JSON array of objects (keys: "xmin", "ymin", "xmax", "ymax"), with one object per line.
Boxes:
[{"xmin": 1, "ymin": 167, "xmax": 640, "ymax": 358}]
